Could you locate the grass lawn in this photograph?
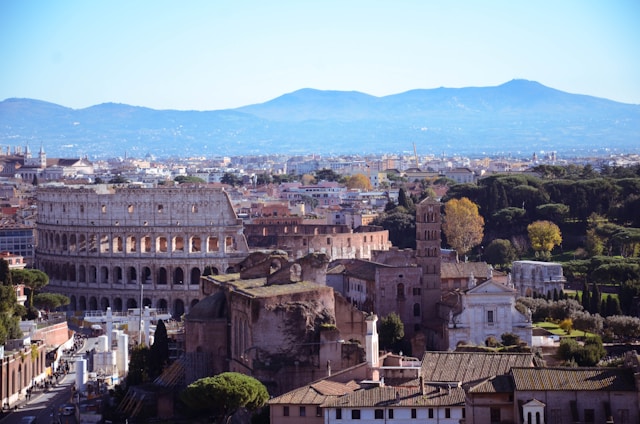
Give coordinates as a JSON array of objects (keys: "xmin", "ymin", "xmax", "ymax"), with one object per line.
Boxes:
[{"xmin": 533, "ymin": 321, "xmax": 595, "ymax": 338}]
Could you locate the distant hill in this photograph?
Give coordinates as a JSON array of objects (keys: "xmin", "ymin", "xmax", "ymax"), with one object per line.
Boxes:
[{"xmin": 1, "ymin": 80, "xmax": 638, "ymax": 159}]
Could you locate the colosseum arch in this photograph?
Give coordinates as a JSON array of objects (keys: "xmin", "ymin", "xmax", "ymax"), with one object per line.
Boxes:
[
  {"xmin": 69, "ymin": 295, "xmax": 77, "ymax": 311},
  {"xmin": 78, "ymin": 265, "xmax": 86, "ymax": 283},
  {"xmin": 127, "ymin": 236, "xmax": 137, "ymax": 253},
  {"xmin": 89, "ymin": 266, "xmax": 97, "ymax": 283},
  {"xmin": 89, "ymin": 297, "xmax": 98, "ymax": 310},
  {"xmin": 114, "ymin": 266, "xmax": 123, "ymax": 284},
  {"xmin": 174, "ymin": 236, "xmax": 185, "ymax": 252},
  {"xmin": 100, "ymin": 266, "xmax": 109, "ymax": 284},
  {"xmin": 174, "ymin": 267, "xmax": 184, "ymax": 285},
  {"xmin": 190, "ymin": 299, "xmax": 199, "ymax": 308},
  {"xmin": 157, "ymin": 298, "xmax": 168, "ymax": 310},
  {"xmin": 69, "ymin": 264, "xmax": 76, "ymax": 282},
  {"xmin": 128, "ymin": 267, "xmax": 137, "ymax": 284},
  {"xmin": 79, "ymin": 296, "xmax": 87, "ymax": 310},
  {"xmin": 113, "ymin": 298, "xmax": 123, "ymax": 311},
  {"xmin": 208, "ymin": 236, "xmax": 219, "ymax": 252},
  {"xmin": 100, "ymin": 297, "xmax": 109, "ymax": 310},
  {"xmin": 142, "ymin": 267, "xmax": 152, "ymax": 284},
  {"xmin": 143, "ymin": 298, "xmax": 152, "ymax": 308},
  {"xmin": 190, "ymin": 267, "xmax": 201, "ymax": 285},
  {"xmin": 126, "ymin": 298, "xmax": 137, "ymax": 309},
  {"xmin": 174, "ymin": 299, "xmax": 185, "ymax": 318},
  {"xmin": 113, "ymin": 236, "xmax": 123, "ymax": 253},
  {"xmin": 158, "ymin": 267, "xmax": 168, "ymax": 285}
]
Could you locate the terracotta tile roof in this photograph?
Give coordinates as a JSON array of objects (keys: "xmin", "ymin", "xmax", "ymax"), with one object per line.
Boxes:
[
  {"xmin": 322, "ymin": 384, "xmax": 466, "ymax": 408},
  {"xmin": 421, "ymin": 352, "xmax": 538, "ymax": 386},
  {"xmin": 269, "ymin": 380, "xmax": 360, "ymax": 405},
  {"xmin": 328, "ymin": 258, "xmax": 390, "ymax": 281},
  {"xmin": 441, "ymin": 262, "xmax": 492, "ymax": 280},
  {"xmin": 511, "ymin": 367, "xmax": 637, "ymax": 391},
  {"xmin": 468, "ymin": 375, "xmax": 514, "ymax": 393}
]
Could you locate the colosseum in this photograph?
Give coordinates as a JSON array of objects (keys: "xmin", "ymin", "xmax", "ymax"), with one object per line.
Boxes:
[{"xmin": 35, "ymin": 184, "xmax": 250, "ymax": 317}]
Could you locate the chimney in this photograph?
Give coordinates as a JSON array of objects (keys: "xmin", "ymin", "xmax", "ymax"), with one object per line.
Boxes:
[{"xmin": 366, "ymin": 314, "xmax": 379, "ymax": 368}]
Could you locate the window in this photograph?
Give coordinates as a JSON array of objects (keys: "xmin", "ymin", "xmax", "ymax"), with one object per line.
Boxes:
[
  {"xmin": 428, "ymin": 408, "xmax": 434, "ymax": 418},
  {"xmin": 283, "ymin": 406, "xmax": 289, "ymax": 417},
  {"xmin": 374, "ymin": 409, "xmax": 384, "ymax": 419},
  {"xmin": 413, "ymin": 303, "xmax": 421, "ymax": 317},
  {"xmin": 463, "ymin": 407, "xmax": 466, "ymax": 418},
  {"xmin": 445, "ymin": 408, "xmax": 451, "ymax": 418},
  {"xmin": 351, "ymin": 410, "xmax": 361, "ymax": 419},
  {"xmin": 316, "ymin": 407, "xmax": 322, "ymax": 417},
  {"xmin": 412, "ymin": 287, "xmax": 421, "ymax": 295},
  {"xmin": 487, "ymin": 310, "xmax": 494, "ymax": 324},
  {"xmin": 411, "ymin": 409, "xmax": 417, "ymax": 418},
  {"xmin": 584, "ymin": 409, "xmax": 594, "ymax": 423},
  {"xmin": 491, "ymin": 407, "xmax": 501, "ymax": 423},
  {"xmin": 299, "ymin": 406, "xmax": 306, "ymax": 417},
  {"xmin": 388, "ymin": 409, "xmax": 394, "ymax": 419},
  {"xmin": 336, "ymin": 408, "xmax": 342, "ymax": 419}
]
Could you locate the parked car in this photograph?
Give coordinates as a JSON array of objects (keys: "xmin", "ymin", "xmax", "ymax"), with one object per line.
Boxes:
[{"xmin": 60, "ymin": 405, "xmax": 75, "ymax": 416}]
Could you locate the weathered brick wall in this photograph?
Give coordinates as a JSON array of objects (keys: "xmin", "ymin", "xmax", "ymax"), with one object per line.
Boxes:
[{"xmin": 33, "ymin": 321, "xmax": 71, "ymax": 347}]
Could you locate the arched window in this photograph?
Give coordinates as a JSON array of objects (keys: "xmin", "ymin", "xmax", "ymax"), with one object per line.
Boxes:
[
  {"xmin": 174, "ymin": 267, "xmax": 184, "ymax": 285},
  {"xmin": 413, "ymin": 303, "xmax": 421, "ymax": 317},
  {"xmin": 158, "ymin": 267, "xmax": 168, "ymax": 285},
  {"xmin": 396, "ymin": 283, "xmax": 405, "ymax": 299},
  {"xmin": 190, "ymin": 268, "xmax": 201, "ymax": 285}
]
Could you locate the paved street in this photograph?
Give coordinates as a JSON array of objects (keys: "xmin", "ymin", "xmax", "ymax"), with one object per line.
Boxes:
[{"xmin": 1, "ymin": 333, "xmax": 95, "ymax": 424}]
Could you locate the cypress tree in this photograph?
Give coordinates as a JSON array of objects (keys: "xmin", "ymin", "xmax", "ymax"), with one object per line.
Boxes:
[
  {"xmin": 149, "ymin": 319, "xmax": 170, "ymax": 378},
  {"xmin": 581, "ymin": 282, "xmax": 591, "ymax": 312},
  {"xmin": 398, "ymin": 188, "xmax": 409, "ymax": 208},
  {"xmin": 590, "ymin": 284, "xmax": 601, "ymax": 315}
]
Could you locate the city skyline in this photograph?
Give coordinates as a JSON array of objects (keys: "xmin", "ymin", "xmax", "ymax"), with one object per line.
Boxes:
[{"xmin": 1, "ymin": 0, "xmax": 639, "ymax": 111}]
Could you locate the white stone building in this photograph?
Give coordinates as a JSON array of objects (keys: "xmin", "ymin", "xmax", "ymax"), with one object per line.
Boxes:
[
  {"xmin": 511, "ymin": 260, "xmax": 566, "ymax": 297},
  {"xmin": 446, "ymin": 279, "xmax": 533, "ymax": 349}
]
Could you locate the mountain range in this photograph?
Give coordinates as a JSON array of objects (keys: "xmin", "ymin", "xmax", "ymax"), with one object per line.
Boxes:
[{"xmin": 1, "ymin": 79, "xmax": 638, "ymax": 160}]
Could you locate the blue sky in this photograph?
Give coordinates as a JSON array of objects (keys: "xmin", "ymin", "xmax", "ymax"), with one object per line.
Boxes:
[{"xmin": 1, "ymin": 0, "xmax": 639, "ymax": 110}]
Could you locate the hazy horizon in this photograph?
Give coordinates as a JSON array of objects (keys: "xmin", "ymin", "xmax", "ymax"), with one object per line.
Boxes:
[{"xmin": 1, "ymin": 1, "xmax": 639, "ymax": 111}]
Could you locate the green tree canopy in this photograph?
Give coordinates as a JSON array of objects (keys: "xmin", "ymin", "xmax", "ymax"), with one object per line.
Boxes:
[
  {"xmin": 33, "ymin": 293, "xmax": 69, "ymax": 311},
  {"xmin": 372, "ymin": 210, "xmax": 415, "ymax": 249},
  {"xmin": 221, "ymin": 172, "xmax": 242, "ymax": 187},
  {"xmin": 314, "ymin": 168, "xmax": 342, "ymax": 182},
  {"xmin": 483, "ymin": 239, "xmax": 518, "ymax": 269},
  {"xmin": 180, "ymin": 372, "xmax": 269, "ymax": 424},
  {"xmin": 174, "ymin": 175, "xmax": 206, "ymax": 184},
  {"xmin": 378, "ymin": 313, "xmax": 405, "ymax": 352},
  {"xmin": 12, "ymin": 269, "xmax": 49, "ymax": 309}
]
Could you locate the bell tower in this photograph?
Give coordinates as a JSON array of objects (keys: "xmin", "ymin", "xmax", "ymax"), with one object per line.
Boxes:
[{"xmin": 415, "ymin": 197, "xmax": 443, "ymax": 348}]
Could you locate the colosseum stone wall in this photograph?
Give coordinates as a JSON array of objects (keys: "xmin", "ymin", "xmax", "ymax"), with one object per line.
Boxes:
[{"xmin": 36, "ymin": 184, "xmax": 249, "ymax": 317}]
